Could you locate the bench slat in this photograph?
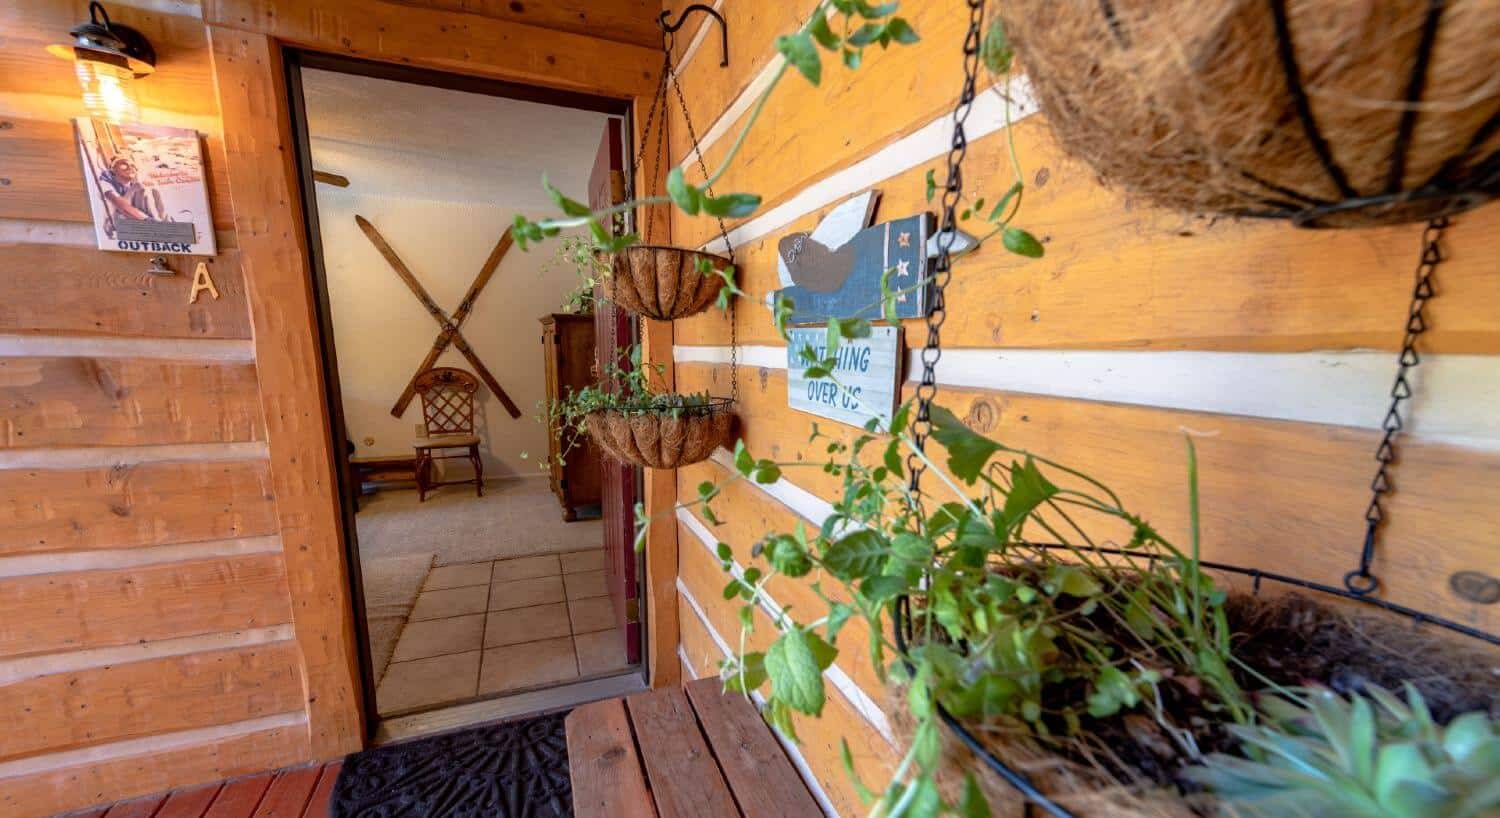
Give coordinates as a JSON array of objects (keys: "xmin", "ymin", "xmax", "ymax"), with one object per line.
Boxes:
[
  {"xmin": 685, "ymin": 678, "xmax": 824, "ymax": 817},
  {"xmin": 626, "ymin": 687, "xmax": 741, "ymax": 818},
  {"xmin": 565, "ymin": 699, "xmax": 657, "ymax": 818}
]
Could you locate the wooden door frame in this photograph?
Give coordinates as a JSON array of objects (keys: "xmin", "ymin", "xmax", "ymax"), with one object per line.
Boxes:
[{"xmin": 206, "ymin": 5, "xmax": 678, "ymax": 757}]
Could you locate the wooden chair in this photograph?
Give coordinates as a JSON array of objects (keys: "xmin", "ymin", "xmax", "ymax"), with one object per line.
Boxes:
[{"xmin": 412, "ymin": 367, "xmax": 484, "ymax": 502}]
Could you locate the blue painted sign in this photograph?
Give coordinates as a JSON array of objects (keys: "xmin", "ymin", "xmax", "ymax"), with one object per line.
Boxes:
[
  {"xmin": 787, "ymin": 325, "xmax": 903, "ymax": 429},
  {"xmin": 773, "ymin": 210, "xmax": 933, "ymax": 326}
]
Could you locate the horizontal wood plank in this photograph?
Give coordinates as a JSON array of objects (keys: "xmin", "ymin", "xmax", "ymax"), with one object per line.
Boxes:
[
  {"xmin": 676, "ymin": 592, "xmax": 722, "ymax": 680},
  {"xmin": 685, "ymin": 677, "xmax": 823, "ymax": 818},
  {"xmin": 204, "ymin": 0, "xmax": 660, "ymax": 99},
  {"xmin": 0, "ymin": 553, "xmax": 295, "ymax": 659},
  {"xmin": 249, "ymin": 765, "xmax": 320, "ymax": 818},
  {"xmin": 624, "ymin": 686, "xmax": 739, "ymax": 818},
  {"xmin": 0, "ymin": 720, "xmax": 309, "ymax": 818},
  {"xmin": 0, "ymin": 641, "xmax": 304, "ymax": 762},
  {"xmin": 678, "ymin": 361, "xmax": 1500, "ymax": 632},
  {"xmin": 201, "ymin": 773, "xmax": 274, "ymax": 818},
  {"xmin": 671, "ymin": 111, "xmax": 1500, "ymax": 354},
  {"xmin": 383, "ymin": 0, "xmax": 660, "ymax": 47},
  {"xmin": 0, "ymin": 117, "xmax": 236, "ymax": 230},
  {"xmin": 0, "ymin": 357, "xmax": 264, "ymax": 449},
  {"xmin": 152, "ymin": 783, "xmax": 224, "ymax": 818},
  {"xmin": 564, "ymin": 698, "xmax": 655, "ymax": 818},
  {"xmin": 0, "ymin": 244, "xmax": 251, "ymax": 339},
  {"xmin": 0, "ymin": 459, "xmax": 278, "ymax": 556}
]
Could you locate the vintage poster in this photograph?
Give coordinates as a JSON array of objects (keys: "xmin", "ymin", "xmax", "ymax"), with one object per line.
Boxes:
[{"xmin": 74, "ymin": 117, "xmax": 216, "ymax": 255}]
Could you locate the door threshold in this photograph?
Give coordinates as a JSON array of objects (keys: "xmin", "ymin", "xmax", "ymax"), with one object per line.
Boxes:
[{"xmin": 373, "ymin": 669, "xmax": 648, "ymax": 746}]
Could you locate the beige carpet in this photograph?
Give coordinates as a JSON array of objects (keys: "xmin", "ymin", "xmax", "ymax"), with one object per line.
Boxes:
[{"xmin": 355, "ymin": 477, "xmax": 603, "ymax": 681}]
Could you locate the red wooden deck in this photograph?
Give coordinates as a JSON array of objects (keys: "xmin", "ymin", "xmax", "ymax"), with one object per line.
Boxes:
[{"xmin": 67, "ymin": 762, "xmax": 341, "ymax": 818}]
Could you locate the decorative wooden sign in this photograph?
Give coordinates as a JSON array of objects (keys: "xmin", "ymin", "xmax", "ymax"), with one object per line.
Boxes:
[
  {"xmin": 787, "ymin": 325, "xmax": 903, "ymax": 429},
  {"xmin": 770, "ymin": 191, "xmax": 934, "ymax": 325}
]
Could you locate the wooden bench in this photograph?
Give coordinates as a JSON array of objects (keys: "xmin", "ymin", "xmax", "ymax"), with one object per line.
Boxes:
[{"xmin": 566, "ymin": 678, "xmax": 824, "ymax": 817}]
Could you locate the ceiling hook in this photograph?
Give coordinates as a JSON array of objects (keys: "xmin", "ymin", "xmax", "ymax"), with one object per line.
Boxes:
[{"xmin": 658, "ymin": 4, "xmax": 729, "ymax": 68}]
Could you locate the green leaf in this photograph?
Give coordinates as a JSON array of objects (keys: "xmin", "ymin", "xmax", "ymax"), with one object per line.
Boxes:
[
  {"xmin": 925, "ymin": 169, "xmax": 938, "ymax": 203},
  {"xmin": 733, "ymin": 439, "xmax": 754, "ymax": 477},
  {"xmin": 836, "ymin": 317, "xmax": 872, "ymax": 339},
  {"xmin": 841, "ymin": 48, "xmax": 862, "ymax": 70},
  {"xmin": 883, "ymin": 18, "xmax": 919, "ymax": 45},
  {"xmin": 882, "ymin": 439, "xmax": 904, "ymax": 479},
  {"xmin": 764, "ymin": 534, "xmax": 813, "ymax": 578},
  {"xmin": 959, "ymin": 773, "xmax": 992, "ymax": 818},
  {"xmin": 846, "ymin": 22, "xmax": 883, "ymax": 47},
  {"xmin": 859, "ymin": 574, "xmax": 911, "ymax": 603},
  {"xmin": 822, "ymin": 530, "xmax": 889, "ymax": 581},
  {"xmin": 665, "ymin": 167, "xmax": 701, "ymax": 215},
  {"xmin": 981, "ymin": 18, "xmax": 1014, "ymax": 74},
  {"xmin": 776, "ymin": 31, "xmax": 822, "ymax": 85},
  {"xmin": 1048, "ymin": 564, "xmax": 1101, "ymax": 598},
  {"xmin": 841, "ymin": 738, "xmax": 876, "ymax": 805},
  {"xmin": 987, "ymin": 181, "xmax": 1023, "ymax": 222},
  {"xmin": 1000, "ymin": 458, "xmax": 1059, "ymax": 531},
  {"xmin": 715, "ymin": 542, "xmax": 732, "ymax": 562},
  {"xmin": 1002, "ymin": 226, "xmax": 1045, "ymax": 258},
  {"xmin": 723, "ymin": 651, "xmax": 766, "ymax": 693},
  {"xmin": 928, "ymin": 405, "xmax": 1000, "ymax": 483},
  {"xmin": 766, "ymin": 629, "xmax": 826, "ymax": 715},
  {"xmin": 826, "ymin": 601, "xmax": 854, "ymax": 641},
  {"xmin": 701, "ymin": 192, "xmax": 762, "ymax": 218},
  {"xmin": 808, "ymin": 12, "xmax": 840, "ymax": 50},
  {"xmin": 543, "ymin": 174, "xmax": 591, "ymax": 217},
  {"xmin": 765, "ymin": 698, "xmax": 800, "ymax": 742}
]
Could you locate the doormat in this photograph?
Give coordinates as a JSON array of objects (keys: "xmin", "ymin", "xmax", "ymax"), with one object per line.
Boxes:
[{"xmin": 332, "ymin": 712, "xmax": 572, "ymax": 818}]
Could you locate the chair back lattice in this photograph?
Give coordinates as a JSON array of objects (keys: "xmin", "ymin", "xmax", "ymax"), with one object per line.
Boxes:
[{"xmin": 414, "ymin": 367, "xmax": 479, "ymax": 437}]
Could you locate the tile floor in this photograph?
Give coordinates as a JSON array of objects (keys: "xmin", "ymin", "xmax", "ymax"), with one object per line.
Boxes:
[{"xmin": 376, "ymin": 547, "xmax": 631, "ymax": 714}]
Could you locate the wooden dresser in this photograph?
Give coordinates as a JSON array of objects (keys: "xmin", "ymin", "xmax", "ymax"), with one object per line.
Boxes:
[{"xmin": 540, "ymin": 313, "xmax": 602, "ymax": 520}]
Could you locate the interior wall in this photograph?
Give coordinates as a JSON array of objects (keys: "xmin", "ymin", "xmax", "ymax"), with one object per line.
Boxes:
[
  {"xmin": 315, "ymin": 191, "xmax": 580, "ymax": 478},
  {"xmin": 0, "ymin": 0, "xmax": 660, "ymax": 814},
  {"xmin": 660, "ymin": 2, "xmax": 1500, "ymax": 816}
]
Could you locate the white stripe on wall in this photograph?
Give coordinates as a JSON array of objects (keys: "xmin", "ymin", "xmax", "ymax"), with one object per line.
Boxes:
[
  {"xmin": 0, "ymin": 626, "xmax": 297, "ymax": 686},
  {"xmin": 0, "ymin": 441, "xmax": 270, "ymax": 470},
  {"xmin": 676, "ymin": 506, "xmax": 894, "ymax": 742},
  {"xmin": 675, "ymin": 584, "xmax": 842, "ymax": 818},
  {"xmin": 0, "ymin": 535, "xmax": 283, "ymax": 579},
  {"xmin": 0, "ymin": 334, "xmax": 256, "ymax": 362},
  {"xmin": 676, "ymin": 344, "xmax": 1500, "ymax": 451},
  {"xmin": 0, "ymin": 710, "xmax": 306, "ymax": 781},
  {"xmin": 693, "ymin": 78, "xmax": 1037, "ymax": 252}
]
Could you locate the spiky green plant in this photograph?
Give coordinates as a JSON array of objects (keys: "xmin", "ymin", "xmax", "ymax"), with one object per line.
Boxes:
[{"xmin": 1188, "ymin": 685, "xmax": 1500, "ymax": 818}]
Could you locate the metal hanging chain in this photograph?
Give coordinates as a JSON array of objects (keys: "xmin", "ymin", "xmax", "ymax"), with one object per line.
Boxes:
[
  {"xmin": 1345, "ymin": 216, "xmax": 1448, "ymax": 596},
  {"xmin": 665, "ymin": 29, "xmax": 739, "ymax": 402},
  {"xmin": 907, "ymin": 0, "xmax": 985, "ymax": 493}
]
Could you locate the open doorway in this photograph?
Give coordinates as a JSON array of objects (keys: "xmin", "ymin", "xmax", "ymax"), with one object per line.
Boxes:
[{"xmin": 285, "ymin": 53, "xmax": 645, "ymax": 731}]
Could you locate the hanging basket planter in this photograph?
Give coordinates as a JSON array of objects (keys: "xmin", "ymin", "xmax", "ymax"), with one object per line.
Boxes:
[
  {"xmin": 584, "ymin": 397, "xmax": 735, "ymax": 469},
  {"xmin": 603, "ymin": 245, "xmax": 733, "ymax": 321},
  {"xmin": 893, "ymin": 567, "xmax": 1500, "ymax": 818},
  {"xmin": 1000, "ymin": 0, "xmax": 1500, "ymax": 228}
]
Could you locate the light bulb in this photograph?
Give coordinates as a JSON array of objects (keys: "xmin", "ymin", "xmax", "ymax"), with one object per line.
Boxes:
[{"xmin": 74, "ymin": 56, "xmax": 140, "ymax": 124}]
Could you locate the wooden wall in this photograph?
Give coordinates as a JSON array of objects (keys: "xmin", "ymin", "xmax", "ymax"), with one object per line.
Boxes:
[
  {"xmin": 662, "ymin": 2, "xmax": 1500, "ymax": 815},
  {"xmin": 0, "ymin": 0, "xmax": 661, "ymax": 815}
]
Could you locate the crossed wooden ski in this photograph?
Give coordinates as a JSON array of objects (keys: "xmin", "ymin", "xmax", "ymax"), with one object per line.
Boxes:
[{"xmin": 354, "ymin": 214, "xmax": 521, "ymax": 419}]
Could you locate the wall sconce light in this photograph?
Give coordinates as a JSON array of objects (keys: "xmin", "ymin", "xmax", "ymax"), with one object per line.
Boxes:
[{"xmin": 47, "ymin": 2, "xmax": 156, "ymax": 124}]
